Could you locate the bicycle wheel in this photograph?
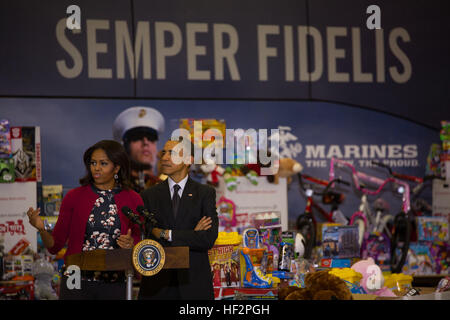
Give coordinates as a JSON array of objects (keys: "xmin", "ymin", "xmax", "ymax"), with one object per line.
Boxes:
[
  {"xmin": 296, "ymin": 213, "xmax": 316, "ymax": 259},
  {"xmin": 390, "ymin": 212, "xmax": 411, "ymax": 273}
]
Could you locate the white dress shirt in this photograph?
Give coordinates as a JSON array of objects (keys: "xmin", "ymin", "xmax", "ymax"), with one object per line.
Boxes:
[{"xmin": 168, "ymin": 175, "xmax": 188, "ymax": 199}]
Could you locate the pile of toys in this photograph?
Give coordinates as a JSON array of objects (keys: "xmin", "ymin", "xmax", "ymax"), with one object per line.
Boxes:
[
  {"xmin": 440, "ymin": 121, "xmax": 450, "ymax": 181},
  {"xmin": 208, "ymin": 207, "xmax": 449, "ymax": 300},
  {"xmin": 0, "ymin": 232, "xmax": 62, "ymax": 300}
]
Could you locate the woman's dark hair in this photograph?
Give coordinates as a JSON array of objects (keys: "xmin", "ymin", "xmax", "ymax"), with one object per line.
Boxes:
[{"xmin": 79, "ymin": 140, "xmax": 132, "ymax": 190}]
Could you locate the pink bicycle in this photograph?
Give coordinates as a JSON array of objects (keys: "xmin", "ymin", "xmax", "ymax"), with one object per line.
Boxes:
[{"xmin": 329, "ymin": 158, "xmax": 412, "ymax": 273}]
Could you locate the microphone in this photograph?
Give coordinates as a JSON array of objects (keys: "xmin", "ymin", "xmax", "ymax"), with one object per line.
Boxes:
[
  {"xmin": 121, "ymin": 206, "xmax": 142, "ymax": 225},
  {"xmin": 136, "ymin": 205, "xmax": 158, "ymax": 237},
  {"xmin": 121, "ymin": 206, "xmax": 144, "ymax": 241},
  {"xmin": 136, "ymin": 206, "xmax": 158, "ymax": 225}
]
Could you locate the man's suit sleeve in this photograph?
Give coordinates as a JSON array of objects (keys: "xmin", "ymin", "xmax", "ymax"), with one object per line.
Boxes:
[{"xmin": 171, "ymin": 186, "xmax": 218, "ymax": 251}]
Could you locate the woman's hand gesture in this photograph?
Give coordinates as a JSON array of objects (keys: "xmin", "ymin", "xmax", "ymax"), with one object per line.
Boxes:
[{"xmin": 27, "ymin": 207, "xmax": 45, "ymax": 231}]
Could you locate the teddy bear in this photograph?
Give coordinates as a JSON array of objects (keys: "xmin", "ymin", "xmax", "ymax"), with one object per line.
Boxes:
[
  {"xmin": 278, "ymin": 270, "xmax": 353, "ymax": 300},
  {"xmin": 266, "ymin": 158, "xmax": 303, "ymax": 185}
]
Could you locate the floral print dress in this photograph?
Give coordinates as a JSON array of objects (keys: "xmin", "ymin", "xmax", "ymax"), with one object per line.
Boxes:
[{"xmin": 82, "ymin": 185, "xmax": 122, "ymax": 252}]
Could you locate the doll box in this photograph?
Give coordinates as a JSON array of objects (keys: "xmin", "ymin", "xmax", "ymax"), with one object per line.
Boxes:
[{"xmin": 416, "ymin": 216, "xmax": 449, "ymax": 242}]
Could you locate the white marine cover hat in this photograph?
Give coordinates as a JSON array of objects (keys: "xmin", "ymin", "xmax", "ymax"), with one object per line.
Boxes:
[{"xmin": 113, "ymin": 106, "xmax": 165, "ymax": 142}]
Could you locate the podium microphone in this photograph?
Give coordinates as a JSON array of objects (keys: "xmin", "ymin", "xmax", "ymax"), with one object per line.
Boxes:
[
  {"xmin": 121, "ymin": 206, "xmax": 144, "ymax": 241},
  {"xmin": 136, "ymin": 206, "xmax": 158, "ymax": 225},
  {"xmin": 136, "ymin": 206, "xmax": 158, "ymax": 237}
]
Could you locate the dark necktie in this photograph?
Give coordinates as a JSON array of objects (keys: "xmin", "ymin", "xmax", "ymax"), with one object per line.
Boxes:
[{"xmin": 172, "ymin": 184, "xmax": 181, "ymax": 218}]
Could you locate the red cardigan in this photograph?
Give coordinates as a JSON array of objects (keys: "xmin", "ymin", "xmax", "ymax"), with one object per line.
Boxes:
[{"xmin": 48, "ymin": 184, "xmax": 144, "ymax": 261}]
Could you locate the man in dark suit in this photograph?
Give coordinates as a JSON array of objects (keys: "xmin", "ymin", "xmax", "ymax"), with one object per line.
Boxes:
[{"xmin": 138, "ymin": 139, "xmax": 219, "ymax": 300}]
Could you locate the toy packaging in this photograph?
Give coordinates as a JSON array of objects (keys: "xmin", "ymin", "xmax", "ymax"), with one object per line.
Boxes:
[
  {"xmin": 328, "ymin": 267, "xmax": 366, "ymax": 294},
  {"xmin": 239, "ymin": 228, "xmax": 274, "ymax": 288},
  {"xmin": 425, "ymin": 241, "xmax": 449, "ymax": 275},
  {"xmin": 402, "ymin": 243, "xmax": 436, "ymax": 275},
  {"xmin": 0, "ymin": 158, "xmax": 15, "ymax": 183},
  {"xmin": 360, "ymin": 232, "xmax": 391, "ymax": 272},
  {"xmin": 250, "ymin": 211, "xmax": 281, "ymax": 229},
  {"xmin": 239, "ymin": 247, "xmax": 273, "ymax": 288},
  {"xmin": 216, "ymin": 197, "xmax": 237, "ymax": 232},
  {"xmin": 320, "ymin": 258, "xmax": 352, "ymax": 268},
  {"xmin": 10, "ymin": 126, "xmax": 41, "ymax": 182},
  {"xmin": 416, "ymin": 216, "xmax": 449, "ymax": 242},
  {"xmin": 258, "ymin": 221, "xmax": 282, "ymax": 271},
  {"xmin": 42, "ymin": 185, "xmax": 63, "ymax": 216},
  {"xmin": 426, "ymin": 143, "xmax": 442, "ymax": 177},
  {"xmin": 208, "ymin": 232, "xmax": 241, "ymax": 288},
  {"xmin": 0, "ymin": 119, "xmax": 12, "ymax": 158},
  {"xmin": 316, "ymin": 222, "xmax": 341, "ymax": 245},
  {"xmin": 2, "ymin": 254, "xmax": 34, "ymax": 278},
  {"xmin": 321, "ymin": 225, "xmax": 360, "ymax": 259},
  {"xmin": 384, "ymin": 273, "xmax": 413, "ymax": 296},
  {"xmin": 259, "ymin": 228, "xmax": 280, "ymax": 271}
]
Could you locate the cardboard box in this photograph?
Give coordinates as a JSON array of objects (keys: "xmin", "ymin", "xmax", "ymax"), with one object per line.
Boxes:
[{"xmin": 10, "ymin": 127, "xmax": 41, "ymax": 182}]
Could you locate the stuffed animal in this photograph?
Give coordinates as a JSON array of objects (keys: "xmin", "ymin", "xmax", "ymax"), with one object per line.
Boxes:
[
  {"xmin": 267, "ymin": 158, "xmax": 303, "ymax": 184},
  {"xmin": 32, "ymin": 255, "xmax": 58, "ymax": 300},
  {"xmin": 279, "ymin": 270, "xmax": 353, "ymax": 300},
  {"xmin": 351, "ymin": 257, "xmax": 397, "ymax": 297},
  {"xmin": 200, "ymin": 159, "xmax": 225, "ymax": 187}
]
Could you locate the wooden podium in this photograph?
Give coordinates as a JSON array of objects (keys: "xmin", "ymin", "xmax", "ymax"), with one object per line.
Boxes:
[{"xmin": 66, "ymin": 246, "xmax": 189, "ymax": 300}]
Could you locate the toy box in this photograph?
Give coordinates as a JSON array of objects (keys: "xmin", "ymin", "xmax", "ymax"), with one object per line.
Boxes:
[
  {"xmin": 0, "ymin": 158, "xmax": 15, "ymax": 183},
  {"xmin": 329, "ymin": 267, "xmax": 366, "ymax": 294},
  {"xmin": 402, "ymin": 243, "xmax": 436, "ymax": 275},
  {"xmin": 10, "ymin": 126, "xmax": 41, "ymax": 182},
  {"xmin": 250, "ymin": 211, "xmax": 281, "ymax": 229},
  {"xmin": 322, "ymin": 225, "xmax": 360, "ymax": 259},
  {"xmin": 239, "ymin": 247, "xmax": 273, "ymax": 288},
  {"xmin": 361, "ymin": 232, "xmax": 391, "ymax": 272},
  {"xmin": 0, "ymin": 119, "xmax": 12, "ymax": 158},
  {"xmin": 316, "ymin": 222, "xmax": 341, "ymax": 245},
  {"xmin": 259, "ymin": 225, "xmax": 282, "ymax": 271},
  {"xmin": 208, "ymin": 232, "xmax": 241, "ymax": 288},
  {"xmin": 320, "ymin": 258, "xmax": 352, "ymax": 268},
  {"xmin": 416, "ymin": 216, "xmax": 449, "ymax": 242},
  {"xmin": 2, "ymin": 254, "xmax": 34, "ymax": 278},
  {"xmin": 426, "ymin": 241, "xmax": 449, "ymax": 275},
  {"xmin": 42, "ymin": 185, "xmax": 63, "ymax": 216}
]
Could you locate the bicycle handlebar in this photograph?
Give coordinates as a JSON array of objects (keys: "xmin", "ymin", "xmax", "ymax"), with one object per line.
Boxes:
[
  {"xmin": 330, "ymin": 158, "xmax": 411, "ymax": 214},
  {"xmin": 298, "ymin": 173, "xmax": 350, "ymax": 196},
  {"xmin": 372, "ymin": 160, "xmax": 444, "ymax": 194}
]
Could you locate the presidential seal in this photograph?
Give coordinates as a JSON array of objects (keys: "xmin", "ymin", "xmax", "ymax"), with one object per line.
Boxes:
[{"xmin": 132, "ymin": 239, "xmax": 165, "ymax": 276}]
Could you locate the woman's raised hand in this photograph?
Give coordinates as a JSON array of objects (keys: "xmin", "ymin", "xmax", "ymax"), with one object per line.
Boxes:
[{"xmin": 27, "ymin": 207, "xmax": 45, "ymax": 231}]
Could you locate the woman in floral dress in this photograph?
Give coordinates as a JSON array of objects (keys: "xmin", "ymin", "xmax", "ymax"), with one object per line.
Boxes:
[{"xmin": 27, "ymin": 140, "xmax": 144, "ymax": 299}]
